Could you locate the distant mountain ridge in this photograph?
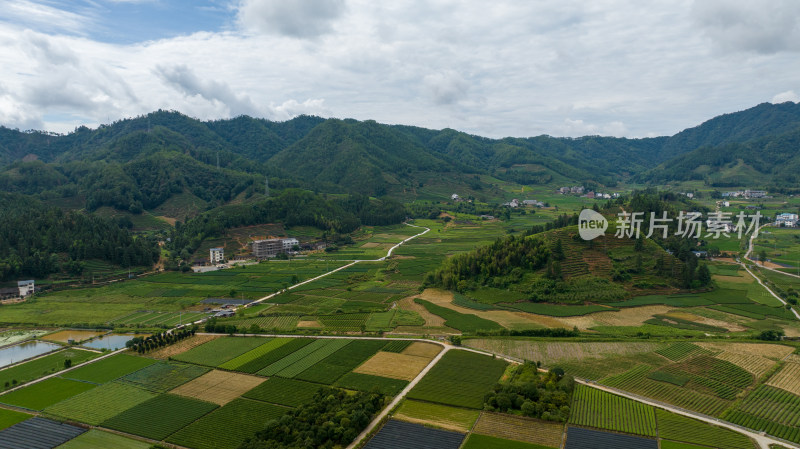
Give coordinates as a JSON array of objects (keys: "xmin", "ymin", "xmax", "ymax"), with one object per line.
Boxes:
[{"xmin": 1, "ymin": 102, "xmax": 798, "ymax": 211}]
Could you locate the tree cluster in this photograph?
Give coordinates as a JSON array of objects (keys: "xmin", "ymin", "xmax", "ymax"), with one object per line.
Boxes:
[
  {"xmin": 128, "ymin": 328, "xmax": 195, "ymax": 353},
  {"xmin": 239, "ymin": 388, "xmax": 385, "ymax": 449},
  {"xmin": 484, "ymin": 362, "xmax": 574, "ymax": 422}
]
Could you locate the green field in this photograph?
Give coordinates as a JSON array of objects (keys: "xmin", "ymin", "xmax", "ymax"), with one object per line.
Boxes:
[
  {"xmin": 118, "ymin": 361, "xmax": 209, "ymax": 392},
  {"xmin": 295, "ymin": 339, "xmax": 387, "ymax": 384},
  {"xmin": 569, "ymin": 384, "xmax": 656, "ymax": 437},
  {"xmin": 62, "ymin": 353, "xmax": 158, "ymax": 384},
  {"xmin": 415, "ymin": 298, "xmax": 504, "ymax": 332},
  {"xmin": 55, "ymin": 429, "xmax": 151, "ymax": 449},
  {"xmin": 0, "ymin": 408, "xmax": 30, "ymax": 430},
  {"xmin": 217, "ymin": 337, "xmax": 287, "ymax": 371},
  {"xmin": 407, "ymin": 350, "xmax": 508, "ymax": 409},
  {"xmin": 167, "ymin": 398, "xmax": 289, "ymax": 449},
  {"xmin": 45, "ymin": 382, "xmax": 156, "ymax": 425},
  {"xmin": 461, "ymin": 434, "xmax": 555, "ymax": 449},
  {"xmin": 173, "ymin": 336, "xmax": 270, "ymax": 367},
  {"xmin": 395, "ymin": 399, "xmax": 480, "ymax": 430},
  {"xmin": 243, "ymin": 377, "xmax": 324, "ymax": 407},
  {"xmin": 334, "ymin": 372, "xmax": 408, "ymax": 396},
  {"xmin": 0, "ymin": 377, "xmax": 96, "ymax": 410},
  {"xmin": 101, "ymin": 393, "xmax": 218, "ymax": 440},
  {"xmin": 656, "ymin": 408, "xmax": 755, "ymax": 449},
  {"xmin": 381, "ymin": 340, "xmax": 413, "ymax": 353},
  {"xmin": 655, "ymin": 343, "xmax": 712, "ymax": 362},
  {"xmin": 230, "ymin": 338, "xmax": 313, "ymax": 374},
  {"xmin": 726, "ymin": 385, "xmax": 800, "ymax": 444},
  {"xmin": 257, "ymin": 338, "xmax": 346, "ymax": 377},
  {"xmin": 0, "ymin": 348, "xmax": 98, "ymax": 390}
]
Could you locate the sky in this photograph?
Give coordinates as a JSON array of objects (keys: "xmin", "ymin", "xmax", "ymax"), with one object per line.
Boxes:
[{"xmin": 0, "ymin": 0, "xmax": 798, "ymax": 138}]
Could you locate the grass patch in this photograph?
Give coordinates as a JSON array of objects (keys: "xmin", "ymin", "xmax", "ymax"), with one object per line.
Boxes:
[
  {"xmin": 0, "ymin": 348, "xmax": 98, "ymax": 390},
  {"xmin": 415, "ymin": 298, "xmax": 503, "ymax": 332},
  {"xmin": 0, "ymin": 408, "xmax": 30, "ymax": 430},
  {"xmin": 0, "ymin": 377, "xmax": 96, "ymax": 410}
]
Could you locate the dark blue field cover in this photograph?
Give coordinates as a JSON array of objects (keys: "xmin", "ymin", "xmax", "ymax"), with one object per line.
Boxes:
[
  {"xmin": 364, "ymin": 420, "xmax": 465, "ymax": 449},
  {"xmin": 565, "ymin": 426, "xmax": 658, "ymax": 449}
]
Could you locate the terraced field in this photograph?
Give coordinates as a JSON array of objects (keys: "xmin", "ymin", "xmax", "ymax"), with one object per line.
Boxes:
[{"xmin": 726, "ymin": 385, "xmax": 800, "ymax": 444}]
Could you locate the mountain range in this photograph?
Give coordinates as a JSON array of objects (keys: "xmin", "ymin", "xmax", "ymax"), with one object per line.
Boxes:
[{"xmin": 2, "ymin": 101, "xmax": 800, "ymax": 217}]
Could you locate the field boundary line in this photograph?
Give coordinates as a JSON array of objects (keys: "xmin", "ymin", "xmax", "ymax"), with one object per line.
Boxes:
[{"xmin": 575, "ymin": 378, "xmax": 800, "ymax": 449}]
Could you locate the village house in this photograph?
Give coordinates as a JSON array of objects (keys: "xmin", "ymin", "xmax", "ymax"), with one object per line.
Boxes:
[
  {"xmin": 776, "ymin": 213, "xmax": 799, "ymax": 227},
  {"xmin": 252, "ymin": 238, "xmax": 300, "ymax": 258},
  {"xmin": 209, "ymin": 247, "xmax": 225, "ymax": 264},
  {"xmin": 18, "ymin": 280, "xmax": 34, "ymax": 297}
]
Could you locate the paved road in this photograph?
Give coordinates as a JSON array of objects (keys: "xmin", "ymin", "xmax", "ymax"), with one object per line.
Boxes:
[{"xmin": 740, "ymin": 225, "xmax": 800, "ymax": 320}]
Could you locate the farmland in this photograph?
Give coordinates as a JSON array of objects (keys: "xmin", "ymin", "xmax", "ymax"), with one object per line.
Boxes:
[
  {"xmin": 766, "ymin": 362, "xmax": 800, "ymax": 395},
  {"xmin": 0, "ymin": 377, "xmax": 96, "ymax": 410},
  {"xmin": 44, "ymin": 382, "xmax": 156, "ymax": 425},
  {"xmin": 63, "ymin": 353, "xmax": 157, "ymax": 383},
  {"xmin": 462, "ymin": 434, "xmax": 556, "ymax": 449},
  {"xmin": 243, "ymin": 376, "xmax": 324, "ymax": 407},
  {"xmin": 656, "ymin": 409, "xmax": 755, "ymax": 449},
  {"xmin": 167, "ymin": 398, "xmax": 288, "ymax": 449},
  {"xmin": 56, "ymin": 429, "xmax": 150, "ymax": 449},
  {"xmin": 472, "ymin": 412, "xmax": 564, "ymax": 447},
  {"xmin": 101, "ymin": 394, "xmax": 218, "ymax": 440},
  {"xmin": 407, "ymin": 350, "xmax": 508, "ymax": 409},
  {"xmin": 570, "ymin": 384, "xmax": 656, "ymax": 437},
  {"xmin": 170, "ymin": 370, "xmax": 265, "ymax": 405},
  {"xmin": 354, "ymin": 350, "xmax": 432, "ymax": 381},
  {"xmin": 172, "ymin": 336, "xmax": 269, "ymax": 367},
  {"xmin": 118, "ymin": 361, "xmax": 209, "ymax": 392},
  {"xmin": 0, "ymin": 408, "xmax": 29, "ymax": 430},
  {"xmin": 726, "ymin": 385, "xmax": 800, "ymax": 444},
  {"xmin": 295, "ymin": 339, "xmax": 386, "ymax": 384},
  {"xmin": 334, "ymin": 372, "xmax": 408, "ymax": 396},
  {"xmin": 394, "ymin": 399, "xmax": 480, "ymax": 432},
  {"xmin": 0, "ymin": 348, "xmax": 98, "ymax": 390}
]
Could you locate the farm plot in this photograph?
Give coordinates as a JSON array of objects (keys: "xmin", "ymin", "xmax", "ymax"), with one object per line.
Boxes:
[
  {"xmin": 0, "ymin": 377, "xmax": 96, "ymax": 411},
  {"xmin": 118, "ymin": 361, "xmax": 209, "ymax": 392},
  {"xmin": 217, "ymin": 315, "xmax": 299, "ymax": 331},
  {"xmin": 407, "ymin": 350, "xmax": 508, "ymax": 409},
  {"xmin": 170, "ymin": 370, "xmax": 264, "ymax": 405},
  {"xmin": 217, "ymin": 337, "xmax": 290, "ymax": 371},
  {"xmin": 726, "ymin": 385, "xmax": 800, "ymax": 444},
  {"xmin": 101, "ymin": 394, "xmax": 218, "ymax": 441},
  {"xmin": 148, "ymin": 334, "xmax": 221, "ymax": 359},
  {"xmin": 766, "ymin": 362, "xmax": 800, "ymax": 396},
  {"xmin": 656, "ymin": 356, "xmax": 753, "ymax": 400},
  {"xmin": 0, "ymin": 408, "xmax": 29, "ymax": 431},
  {"xmin": 42, "ymin": 330, "xmax": 106, "ymax": 343},
  {"xmin": 295, "ymin": 339, "xmax": 387, "ymax": 384},
  {"xmin": 334, "ymin": 372, "xmax": 408, "ymax": 396},
  {"xmin": 655, "ymin": 342, "xmax": 713, "ymax": 362},
  {"xmin": 402, "ymin": 341, "xmax": 442, "ymax": 358},
  {"xmin": 601, "ymin": 365, "xmax": 732, "ymax": 416},
  {"xmin": 464, "ymin": 340, "xmax": 663, "ymax": 367},
  {"xmin": 62, "ymin": 353, "xmax": 157, "ymax": 384},
  {"xmin": 0, "ymin": 348, "xmax": 97, "ymax": 390},
  {"xmin": 364, "ymin": 420, "xmax": 465, "ymax": 449},
  {"xmin": 242, "ymin": 377, "xmax": 323, "ymax": 407},
  {"xmin": 167, "ymin": 398, "xmax": 289, "ymax": 449},
  {"xmin": 44, "ymin": 382, "xmax": 156, "ymax": 425},
  {"xmin": 472, "ymin": 412, "xmax": 564, "ymax": 447},
  {"xmin": 172, "ymin": 336, "xmax": 269, "ymax": 367},
  {"xmin": 381, "ymin": 340, "xmax": 413, "ymax": 353},
  {"xmin": 0, "ymin": 417, "xmax": 86, "ymax": 449},
  {"xmin": 564, "ymin": 426, "xmax": 657, "ymax": 449},
  {"xmin": 394, "ymin": 400, "xmax": 479, "ymax": 432},
  {"xmin": 694, "ymin": 342, "xmax": 794, "ymax": 360},
  {"xmin": 258, "ymin": 338, "xmax": 351, "ymax": 377},
  {"xmin": 655, "ymin": 408, "xmax": 755, "ymax": 449},
  {"xmin": 56, "ymin": 429, "xmax": 150, "ymax": 449},
  {"xmin": 415, "ymin": 298, "xmax": 503, "ymax": 332},
  {"xmin": 317, "ymin": 313, "xmax": 370, "ymax": 332},
  {"xmin": 569, "ymin": 384, "xmax": 656, "ymax": 437},
  {"xmin": 353, "ymin": 351, "xmax": 431, "ymax": 381},
  {"xmin": 462, "ymin": 434, "xmax": 557, "ymax": 449},
  {"xmin": 233, "ymin": 338, "xmax": 312, "ymax": 374},
  {"xmin": 715, "ymin": 351, "xmax": 776, "ymax": 378}
]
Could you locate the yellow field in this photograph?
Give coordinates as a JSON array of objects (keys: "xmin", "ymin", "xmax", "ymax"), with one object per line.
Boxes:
[
  {"xmin": 170, "ymin": 370, "xmax": 265, "ymax": 405},
  {"xmin": 148, "ymin": 334, "xmax": 221, "ymax": 359},
  {"xmin": 472, "ymin": 412, "xmax": 564, "ymax": 447},
  {"xmin": 767, "ymin": 362, "xmax": 800, "ymax": 396},
  {"xmin": 354, "ymin": 351, "xmax": 431, "ymax": 380},
  {"xmin": 394, "ymin": 400, "xmax": 479, "ymax": 432},
  {"xmin": 696, "ymin": 342, "xmax": 795, "ymax": 360},
  {"xmin": 715, "ymin": 351, "xmax": 776, "ymax": 378},
  {"xmin": 297, "ymin": 320, "xmax": 322, "ymax": 328},
  {"xmin": 402, "ymin": 342, "xmax": 442, "ymax": 358}
]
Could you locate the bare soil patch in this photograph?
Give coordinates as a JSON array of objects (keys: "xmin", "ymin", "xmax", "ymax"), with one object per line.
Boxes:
[
  {"xmin": 170, "ymin": 369, "xmax": 265, "ymax": 405},
  {"xmin": 696, "ymin": 342, "xmax": 794, "ymax": 360},
  {"xmin": 766, "ymin": 362, "xmax": 800, "ymax": 396},
  {"xmin": 148, "ymin": 334, "xmax": 221, "ymax": 359},
  {"xmin": 354, "ymin": 351, "xmax": 431, "ymax": 381}
]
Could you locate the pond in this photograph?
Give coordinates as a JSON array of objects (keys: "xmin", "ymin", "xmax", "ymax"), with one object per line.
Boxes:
[
  {"xmin": 0, "ymin": 340, "xmax": 62, "ymax": 368},
  {"xmin": 82, "ymin": 333, "xmax": 144, "ymax": 351},
  {"xmin": 43, "ymin": 330, "xmax": 108, "ymax": 343}
]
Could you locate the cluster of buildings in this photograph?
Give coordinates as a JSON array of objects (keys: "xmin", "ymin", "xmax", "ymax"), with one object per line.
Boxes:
[
  {"xmin": 251, "ymin": 238, "xmax": 300, "ymax": 258},
  {"xmin": 722, "ymin": 190, "xmax": 768, "ymax": 199},
  {"xmin": 557, "ymin": 186, "xmax": 618, "ymax": 200},
  {"xmin": 775, "ymin": 213, "xmax": 799, "ymax": 227},
  {"xmin": 0, "ymin": 280, "xmax": 35, "ymax": 301},
  {"xmin": 582, "ymin": 192, "xmax": 617, "ymax": 200},
  {"xmin": 502, "ymin": 199, "xmax": 546, "ymax": 208},
  {"xmin": 558, "ymin": 186, "xmax": 585, "ymax": 194}
]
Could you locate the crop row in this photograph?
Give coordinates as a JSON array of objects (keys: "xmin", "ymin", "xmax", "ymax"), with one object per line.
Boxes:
[
  {"xmin": 655, "ymin": 408, "xmax": 753, "ymax": 449},
  {"xmin": 655, "ymin": 342, "xmax": 711, "ymax": 362},
  {"xmin": 569, "ymin": 384, "xmax": 656, "ymax": 437},
  {"xmin": 295, "ymin": 340, "xmax": 387, "ymax": 384},
  {"xmin": 217, "ymin": 338, "xmax": 290, "ymax": 371}
]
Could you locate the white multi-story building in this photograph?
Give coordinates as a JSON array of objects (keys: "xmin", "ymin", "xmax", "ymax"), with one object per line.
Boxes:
[
  {"xmin": 776, "ymin": 213, "xmax": 799, "ymax": 227},
  {"xmin": 209, "ymin": 247, "xmax": 225, "ymax": 264},
  {"xmin": 18, "ymin": 280, "xmax": 34, "ymax": 297},
  {"xmin": 282, "ymin": 238, "xmax": 300, "ymax": 252}
]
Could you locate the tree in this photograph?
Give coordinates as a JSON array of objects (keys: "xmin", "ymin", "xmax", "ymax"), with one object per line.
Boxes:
[
  {"xmin": 697, "ymin": 264, "xmax": 711, "ymax": 286},
  {"xmin": 759, "ymin": 250, "xmax": 768, "ymax": 264},
  {"xmin": 64, "ymin": 359, "xmax": 72, "ymax": 369}
]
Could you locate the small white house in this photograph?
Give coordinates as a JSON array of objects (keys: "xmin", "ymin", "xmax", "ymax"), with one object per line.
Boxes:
[
  {"xmin": 18, "ymin": 280, "xmax": 34, "ymax": 297},
  {"xmin": 282, "ymin": 238, "xmax": 300, "ymax": 252},
  {"xmin": 776, "ymin": 213, "xmax": 799, "ymax": 227},
  {"xmin": 209, "ymin": 247, "xmax": 225, "ymax": 264}
]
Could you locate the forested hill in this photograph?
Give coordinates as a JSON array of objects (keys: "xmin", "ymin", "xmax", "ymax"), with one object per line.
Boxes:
[{"xmin": 1, "ymin": 102, "xmax": 799, "ymax": 207}]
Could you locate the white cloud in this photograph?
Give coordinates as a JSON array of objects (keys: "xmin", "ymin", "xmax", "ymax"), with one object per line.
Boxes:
[
  {"xmin": 772, "ymin": 90, "xmax": 799, "ymax": 104},
  {"xmin": 692, "ymin": 0, "xmax": 800, "ymax": 54},
  {"xmin": 0, "ymin": 1, "xmax": 92, "ymax": 36},
  {"xmin": 1, "ymin": 1, "xmax": 799, "ymax": 138},
  {"xmin": 237, "ymin": 0, "xmax": 346, "ymax": 38}
]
